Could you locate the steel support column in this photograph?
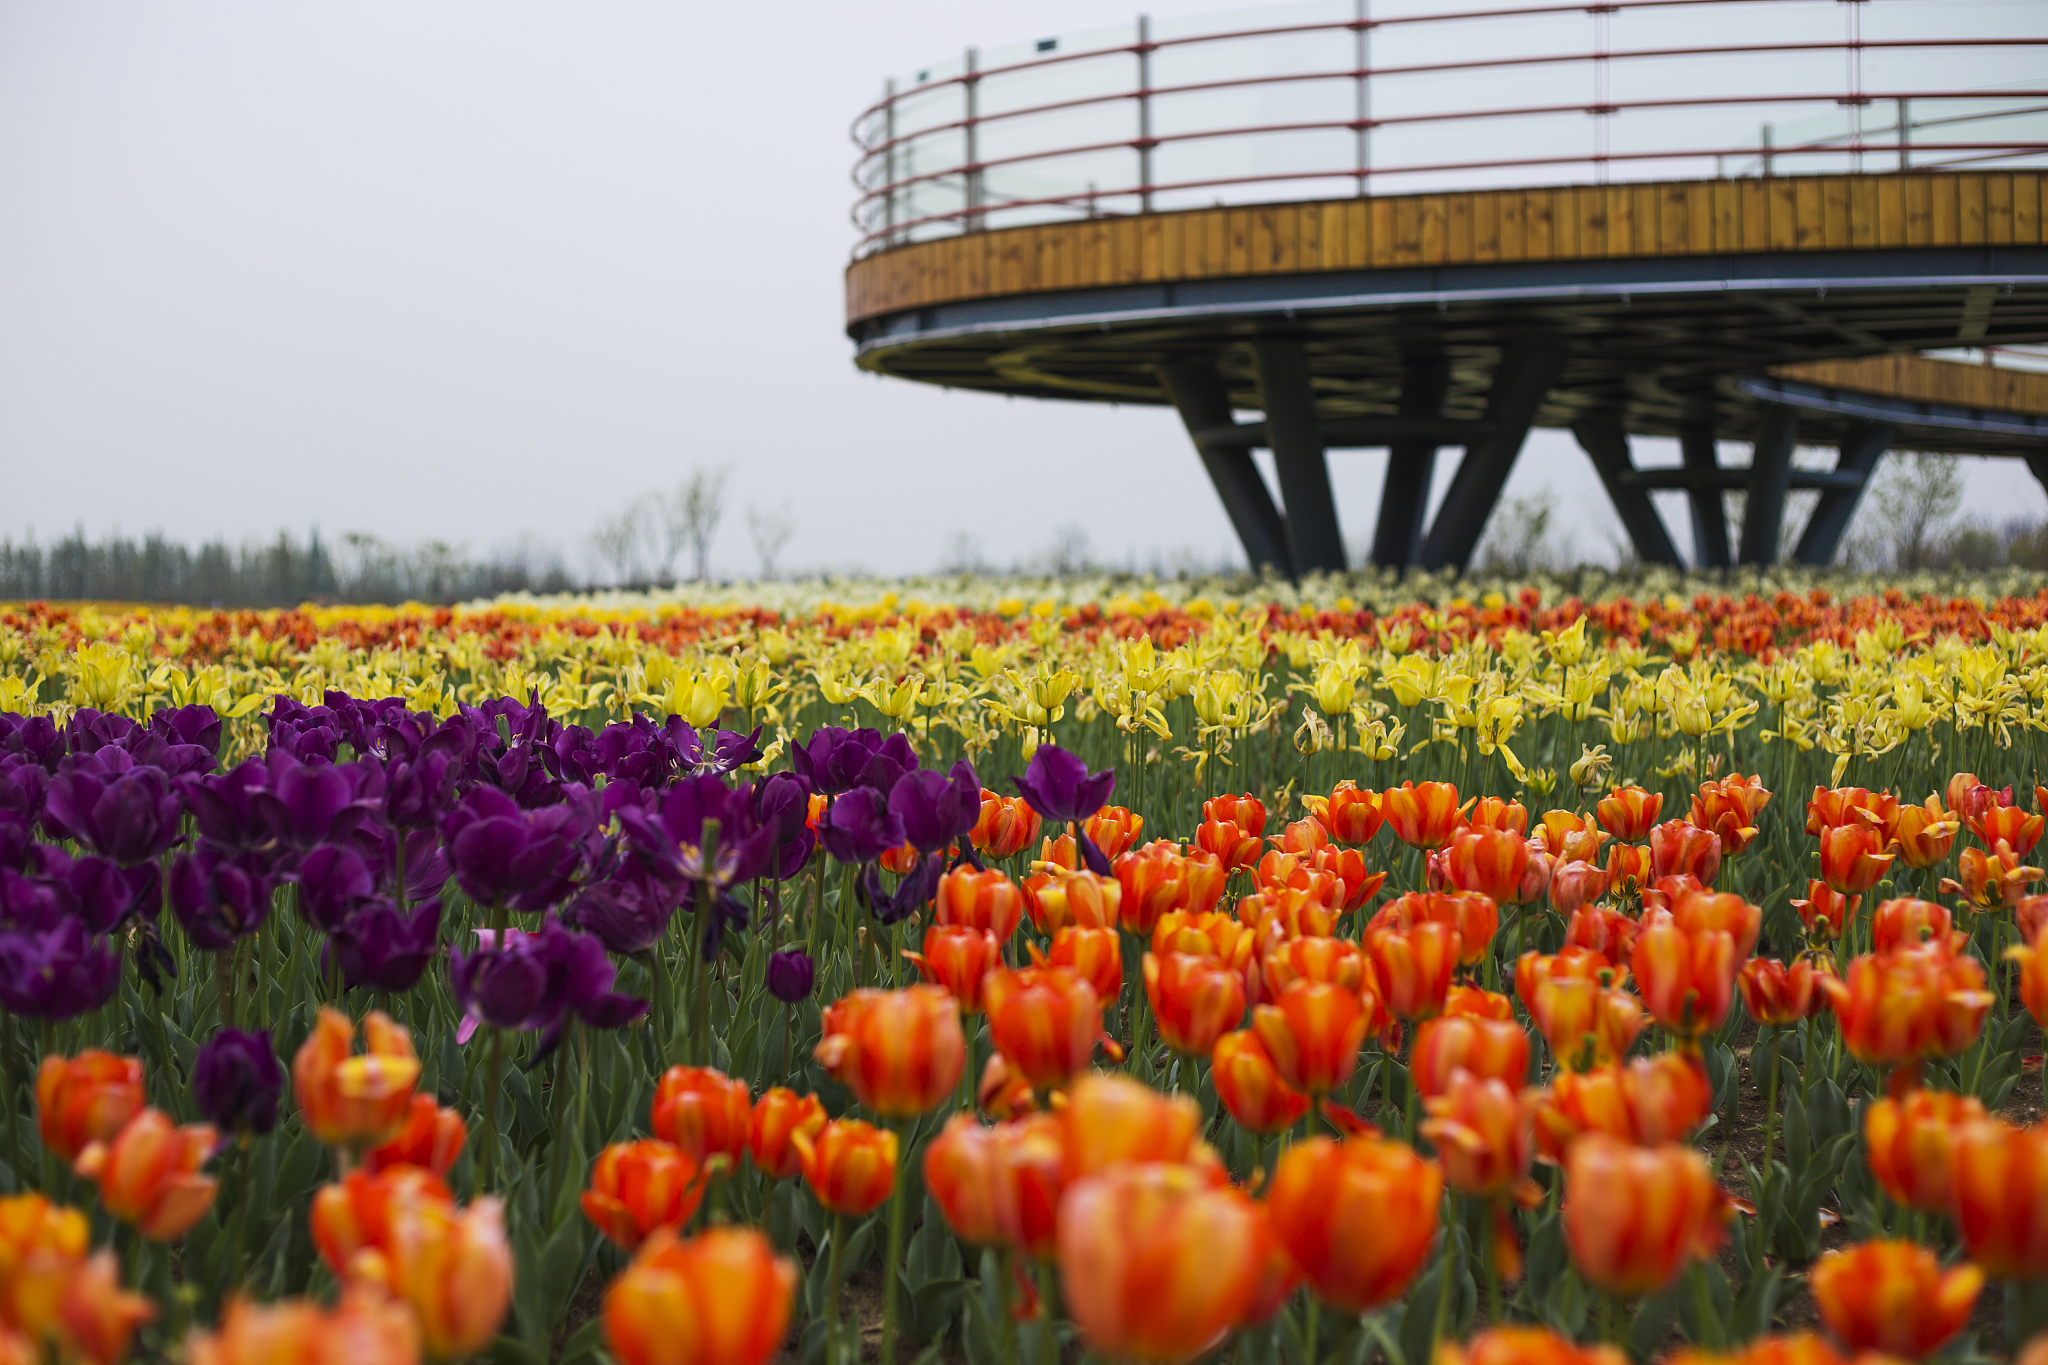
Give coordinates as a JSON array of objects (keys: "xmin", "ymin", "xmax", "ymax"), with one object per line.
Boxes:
[
  {"xmin": 1679, "ymin": 422, "xmax": 1731, "ymax": 568},
  {"xmin": 1738, "ymin": 409, "xmax": 1799, "ymax": 564},
  {"xmin": 1573, "ymin": 420, "xmax": 1683, "ymax": 565},
  {"xmin": 1159, "ymin": 363, "xmax": 1293, "ymax": 574},
  {"xmin": 1417, "ymin": 344, "xmax": 1569, "ymax": 571},
  {"xmin": 1793, "ymin": 421, "xmax": 1895, "ymax": 565},
  {"xmin": 1370, "ymin": 355, "xmax": 1449, "ymax": 568},
  {"xmin": 1253, "ymin": 339, "xmax": 1347, "ymax": 574}
]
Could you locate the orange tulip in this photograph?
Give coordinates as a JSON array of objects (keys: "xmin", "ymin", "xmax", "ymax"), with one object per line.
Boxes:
[
  {"xmin": 1057, "ymin": 1162, "xmax": 1262, "ymax": 1365},
  {"xmin": 292, "ymin": 1007, "xmax": 421, "ymax": 1149},
  {"xmin": 53, "ymin": 1248, "xmax": 154, "ymax": 1365},
  {"xmin": 1440, "ymin": 1327, "xmax": 1630, "ymax": 1365},
  {"xmin": 985, "ymin": 966, "xmax": 1103, "ymax": 1090},
  {"xmin": 1513, "ymin": 946, "xmax": 1612, "ymax": 1013},
  {"xmin": 1562, "ymin": 905, "xmax": 1638, "ymax": 963},
  {"xmin": 2020, "ymin": 892, "xmax": 2048, "ymax": 946},
  {"xmin": 1203, "ymin": 794, "xmax": 1268, "ymax": 837},
  {"xmin": 971, "ymin": 789, "xmax": 1042, "ymax": 860},
  {"xmin": 1971, "ymin": 803, "xmax": 2044, "ymax": 857},
  {"xmin": 1383, "ymin": 782, "xmax": 1462, "ymax": 849},
  {"xmin": 1411, "ymin": 1014, "xmax": 1531, "ymax": 1099},
  {"xmin": 1596, "ymin": 786, "xmax": 1664, "ymax": 843},
  {"xmin": 1211, "ymin": 1030, "xmax": 1311, "ymax": 1134},
  {"xmin": 1178, "ymin": 849, "xmax": 1229, "ymax": 915},
  {"xmin": 1531, "ymin": 1053, "xmax": 1712, "ymax": 1160},
  {"xmin": 1821, "ymin": 943, "xmax": 1991, "ymax": 1072},
  {"xmin": 650, "ymin": 1066, "xmax": 750, "ymax": 1164},
  {"xmin": 1890, "ymin": 796, "xmax": 1960, "ymax": 869},
  {"xmin": 1048, "ymin": 925, "xmax": 1122, "ymax": 1007},
  {"xmin": 1809, "ymin": 1240, "xmax": 1981, "ymax": 1359},
  {"xmin": 1548, "ymin": 861, "xmax": 1609, "ymax": 916},
  {"xmin": 877, "ymin": 841, "xmax": 922, "ymax": 875},
  {"xmin": 2012, "ymin": 931, "xmax": 2048, "ymax": 1026},
  {"xmin": 1512, "ymin": 842, "xmax": 1556, "ymax": 907},
  {"xmin": 33, "ymin": 1052, "xmax": 144, "ymax": 1167},
  {"xmin": 1084, "ymin": 807, "xmax": 1145, "ymax": 860},
  {"xmin": 1145, "ymin": 952, "xmax": 1246, "ymax": 1057},
  {"xmin": 1536, "ymin": 810, "xmax": 1608, "ymax": 864},
  {"xmin": 988, "ymin": 1111, "xmax": 1067, "ymax": 1259},
  {"xmin": 1818, "ymin": 821, "xmax": 1892, "ymax": 896},
  {"xmin": 309, "ymin": 1166, "xmax": 452, "ymax": 1276},
  {"xmin": 1530, "ymin": 974, "xmax": 1646, "ymax": 1071},
  {"xmin": 746, "ymin": 1088, "xmax": 825, "ymax": 1181},
  {"xmin": 1605, "ymin": 842, "xmax": 1653, "ymax": 899},
  {"xmin": 1563, "ymin": 1134, "xmax": 1728, "ymax": 1298},
  {"xmin": 1261, "ymin": 935, "xmax": 1367, "ymax": 999},
  {"xmin": 1462, "ymin": 796, "xmax": 1529, "ymax": 837},
  {"xmin": 904, "ymin": 924, "xmax": 1002, "ymax": 1013},
  {"xmin": 1366, "ymin": 921, "xmax": 1461, "ymax": 1020},
  {"xmin": 364, "ymin": 1094, "xmax": 467, "ymax": 1178},
  {"xmin": 1790, "ymin": 880, "xmax": 1858, "ymax": 945},
  {"xmin": 1060, "ymin": 1074, "xmax": 1206, "ymax": 1180},
  {"xmin": 1862, "ymin": 1087, "xmax": 1985, "ymax": 1213},
  {"xmin": 1808, "ymin": 786, "xmax": 1900, "ymax": 839},
  {"xmin": 0, "ymin": 1192, "xmax": 88, "ymax": 1337},
  {"xmin": 922, "ymin": 1115, "xmax": 1007, "ymax": 1246},
  {"xmin": 1113, "ymin": 842, "xmax": 1193, "ymax": 936},
  {"xmin": 604, "ymin": 1226, "xmax": 796, "ymax": 1365},
  {"xmin": 1421, "ymin": 1070, "xmax": 1535, "ymax": 1202},
  {"xmin": 1648, "ymin": 820, "xmax": 1721, "ymax": 885},
  {"xmin": 1445, "ymin": 985, "xmax": 1516, "ymax": 1021},
  {"xmin": 1266, "ymin": 1136, "xmax": 1441, "ymax": 1311},
  {"xmin": 185, "ymin": 1285, "xmax": 420, "ymax": 1365},
  {"xmin": 1631, "ymin": 920, "xmax": 1737, "ymax": 1038},
  {"xmin": 1276, "ymin": 817, "xmax": 1330, "ymax": 857},
  {"xmin": 1240, "ymin": 882, "xmax": 1344, "ymax": 947},
  {"xmin": 1737, "ymin": 957, "xmax": 1827, "ymax": 1026},
  {"xmin": 1025, "ymin": 867, "xmax": 1121, "ymax": 934},
  {"xmin": 814, "ymin": 985, "xmax": 966, "ymax": 1118},
  {"xmin": 934, "ymin": 865, "xmax": 1025, "ymax": 941},
  {"xmin": 1944, "ymin": 841, "xmax": 2046, "ymax": 909},
  {"xmin": 1662, "ymin": 888, "xmax": 1762, "ymax": 960},
  {"xmin": 1870, "ymin": 897, "xmax": 1954, "ymax": 954},
  {"xmin": 1952, "ymin": 1117, "xmax": 2048, "ymax": 1278},
  {"xmin": 1947, "ymin": 773, "xmax": 2006, "ymax": 822},
  {"xmin": 1691, "ymin": 775, "xmax": 1771, "ymax": 856},
  {"xmin": 1257, "ymin": 845, "xmax": 1384, "ymax": 912},
  {"xmin": 1308, "ymin": 781, "xmax": 1384, "ymax": 845},
  {"xmin": 1150, "ymin": 909, "xmax": 1255, "ymax": 971},
  {"xmin": 1252, "ymin": 981, "xmax": 1371, "ymax": 1097},
  {"xmin": 792, "ymin": 1119, "xmax": 897, "ymax": 1217},
  {"xmin": 73, "ymin": 1108, "xmax": 217, "ymax": 1241},
  {"xmin": 1195, "ymin": 818, "xmax": 1264, "ymax": 872},
  {"xmin": 1442, "ymin": 828, "xmax": 1528, "ymax": 904},
  {"xmin": 582, "ymin": 1140, "xmax": 707, "ymax": 1251}
]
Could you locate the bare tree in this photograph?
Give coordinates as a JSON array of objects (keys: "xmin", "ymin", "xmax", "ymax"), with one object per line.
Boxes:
[
  {"xmin": 1476, "ymin": 489, "xmax": 1563, "ymax": 573},
  {"xmin": 1858, "ymin": 451, "xmax": 1965, "ymax": 569},
  {"xmin": 746, "ymin": 504, "xmax": 796, "ymax": 580},
  {"xmin": 651, "ymin": 468, "xmax": 730, "ymax": 583},
  {"xmin": 589, "ymin": 502, "xmax": 650, "ymax": 587}
]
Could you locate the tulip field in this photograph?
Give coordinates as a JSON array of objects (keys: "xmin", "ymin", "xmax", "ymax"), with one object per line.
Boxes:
[{"xmin": 4, "ymin": 571, "xmax": 2048, "ymax": 1365}]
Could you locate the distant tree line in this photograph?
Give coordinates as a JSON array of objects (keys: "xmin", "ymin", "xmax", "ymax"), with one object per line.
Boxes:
[{"xmin": 0, "ymin": 528, "xmax": 577, "ymax": 607}]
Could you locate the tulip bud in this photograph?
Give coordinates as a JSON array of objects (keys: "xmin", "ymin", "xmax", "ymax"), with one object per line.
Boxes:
[
  {"xmin": 34, "ymin": 1051, "xmax": 144, "ymax": 1165},
  {"xmin": 364, "ymin": 1095, "xmax": 467, "ymax": 1179},
  {"xmin": 1563, "ymin": 1134, "xmax": 1728, "ymax": 1297},
  {"xmin": 650, "ymin": 1066, "xmax": 751, "ymax": 1165},
  {"xmin": 1211, "ymin": 1030, "xmax": 1312, "ymax": 1135},
  {"xmin": 747, "ymin": 1087, "xmax": 826, "ymax": 1181},
  {"xmin": 73, "ymin": 1109, "xmax": 218, "ymax": 1242},
  {"xmin": 986, "ymin": 967, "xmax": 1103, "ymax": 1091},
  {"xmin": 813, "ymin": 986, "xmax": 967, "ymax": 1118},
  {"xmin": 1810, "ymin": 1240, "xmax": 1981, "ymax": 1359},
  {"xmin": 582, "ymin": 1141, "xmax": 707, "ymax": 1251},
  {"xmin": 292, "ymin": 1007, "xmax": 421, "ymax": 1150},
  {"xmin": 604, "ymin": 1226, "xmax": 796, "ymax": 1365},
  {"xmin": 1266, "ymin": 1136, "xmax": 1441, "ymax": 1312},
  {"xmin": 792, "ymin": 1119, "xmax": 897, "ymax": 1217},
  {"xmin": 1145, "ymin": 952, "xmax": 1246, "ymax": 1057}
]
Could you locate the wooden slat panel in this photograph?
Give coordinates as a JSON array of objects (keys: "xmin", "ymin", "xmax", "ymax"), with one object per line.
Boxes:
[
  {"xmin": 1577, "ymin": 186, "xmax": 1607, "ymax": 259},
  {"xmin": 1472, "ymin": 193, "xmax": 1500, "ymax": 261},
  {"xmin": 1710, "ymin": 181, "xmax": 1738, "ymax": 253},
  {"xmin": 1392, "ymin": 198, "xmax": 1421, "ymax": 264},
  {"xmin": 1876, "ymin": 177, "xmax": 1905, "ymax": 247},
  {"xmin": 1421, "ymin": 194, "xmax": 1447, "ymax": 264},
  {"xmin": 1777, "ymin": 355, "xmax": 2048, "ymax": 416},
  {"xmin": 1447, "ymin": 194, "xmax": 1474, "ymax": 263},
  {"xmin": 1793, "ymin": 179, "xmax": 1823, "ymax": 249},
  {"xmin": 1987, "ymin": 175, "xmax": 2014, "ymax": 247},
  {"xmin": 1370, "ymin": 198, "xmax": 1396, "ymax": 267},
  {"xmin": 1768, "ymin": 179, "xmax": 1798, "ymax": 250},
  {"xmin": 1738, "ymin": 180, "xmax": 1767, "ymax": 251},
  {"xmin": 1525, "ymin": 190, "xmax": 1555, "ymax": 259},
  {"xmin": 1342, "ymin": 200, "xmax": 1369, "ymax": 268},
  {"xmin": 1849, "ymin": 177, "xmax": 1878, "ymax": 249},
  {"xmin": 1549, "ymin": 189, "xmax": 1578, "ymax": 259},
  {"xmin": 1631, "ymin": 185, "xmax": 1657, "ymax": 255},
  {"xmin": 1499, "ymin": 192, "xmax": 1526, "ymax": 261},
  {"xmin": 1660, "ymin": 183, "xmax": 1690, "ymax": 254},
  {"xmin": 1139, "ymin": 214, "xmax": 1164, "ymax": 281},
  {"xmin": 2017, "ymin": 174, "xmax": 2041, "ymax": 244},
  {"xmin": 1929, "ymin": 174, "xmax": 1960, "ymax": 245},
  {"xmin": 1821, "ymin": 178, "xmax": 1850, "ymax": 248},
  {"xmin": 1684, "ymin": 183, "xmax": 1712, "ymax": 254},
  {"xmin": 1958, "ymin": 175, "xmax": 1986, "ymax": 245},
  {"xmin": 1299, "ymin": 202, "xmax": 1325, "ymax": 270},
  {"xmin": 1225, "ymin": 209, "xmax": 1252, "ymax": 275},
  {"xmin": 1903, "ymin": 176, "xmax": 1933, "ymax": 246}
]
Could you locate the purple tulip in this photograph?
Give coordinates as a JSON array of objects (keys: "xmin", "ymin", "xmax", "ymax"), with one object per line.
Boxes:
[
  {"xmin": 820, "ymin": 786, "xmax": 904, "ymax": 865},
  {"xmin": 293, "ymin": 843, "xmax": 377, "ymax": 932},
  {"xmin": 328, "ymin": 898, "xmax": 443, "ymax": 993},
  {"xmin": 266, "ymin": 696, "xmax": 344, "ymax": 765},
  {"xmin": 889, "ymin": 760, "xmax": 981, "ymax": 854},
  {"xmin": 0, "ymin": 919, "xmax": 120, "ymax": 1018},
  {"xmin": 1, "ymin": 762, "xmax": 48, "ymax": 824},
  {"xmin": 440, "ymin": 785, "xmax": 592, "ymax": 914},
  {"xmin": 181, "ymin": 759, "xmax": 275, "ymax": 854},
  {"xmin": 169, "ymin": 849, "xmax": 276, "ymax": 949},
  {"xmin": 861, "ymin": 854, "xmax": 944, "ymax": 926},
  {"xmin": 64, "ymin": 709, "xmax": 145, "ymax": 757},
  {"xmin": 1012, "ymin": 744, "xmax": 1117, "ymax": 874},
  {"xmin": 257, "ymin": 753, "xmax": 372, "ymax": 849},
  {"xmin": 381, "ymin": 751, "xmax": 461, "ymax": 831},
  {"xmin": 766, "ymin": 949, "xmax": 816, "ymax": 1003},
  {"xmin": 193, "ymin": 1028, "xmax": 284, "ymax": 1135},
  {"xmin": 0, "ymin": 714, "xmax": 64, "ymax": 772},
  {"xmin": 0, "ymin": 812, "xmax": 28, "ymax": 874},
  {"xmin": 792, "ymin": 727, "xmax": 916, "ymax": 798},
  {"xmin": 449, "ymin": 919, "xmax": 645, "ymax": 1060},
  {"xmin": 563, "ymin": 867, "xmax": 675, "ymax": 956},
  {"xmin": 150, "ymin": 704, "xmax": 224, "ymax": 757},
  {"xmin": 42, "ymin": 764, "xmax": 183, "ymax": 866}
]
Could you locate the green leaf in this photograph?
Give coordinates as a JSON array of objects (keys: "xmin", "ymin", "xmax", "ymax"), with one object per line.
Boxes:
[{"xmin": 557, "ymin": 1317, "xmax": 608, "ymax": 1365}]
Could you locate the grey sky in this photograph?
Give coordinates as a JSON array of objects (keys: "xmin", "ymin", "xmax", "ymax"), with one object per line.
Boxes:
[{"xmin": 3, "ymin": 1, "xmax": 2043, "ymax": 579}]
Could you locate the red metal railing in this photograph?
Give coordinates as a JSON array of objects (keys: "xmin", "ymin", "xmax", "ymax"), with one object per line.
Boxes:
[{"xmin": 849, "ymin": 0, "xmax": 2048, "ymax": 256}]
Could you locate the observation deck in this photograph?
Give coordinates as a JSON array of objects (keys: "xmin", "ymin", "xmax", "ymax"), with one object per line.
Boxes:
[{"xmin": 843, "ymin": 0, "xmax": 2048, "ymax": 574}]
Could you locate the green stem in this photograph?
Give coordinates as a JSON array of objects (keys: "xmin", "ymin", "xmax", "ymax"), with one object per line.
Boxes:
[
  {"xmin": 997, "ymin": 1247, "xmax": 1021, "ymax": 1365},
  {"xmin": 481, "ymin": 1028, "xmax": 506, "ymax": 1190},
  {"xmin": 881, "ymin": 1121, "xmax": 910, "ymax": 1365},
  {"xmin": 230, "ymin": 1134, "xmax": 252, "ymax": 1291},
  {"xmin": 825, "ymin": 1211, "xmax": 847, "ymax": 1332},
  {"xmin": 1302, "ymin": 1292, "xmax": 1319, "ymax": 1365},
  {"xmin": 1032, "ymin": 1258, "xmax": 1060, "ymax": 1365}
]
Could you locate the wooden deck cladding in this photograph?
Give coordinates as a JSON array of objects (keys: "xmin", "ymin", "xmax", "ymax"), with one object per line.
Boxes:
[
  {"xmin": 844, "ymin": 171, "xmax": 2046, "ymax": 325},
  {"xmin": 1774, "ymin": 354, "xmax": 2048, "ymax": 417}
]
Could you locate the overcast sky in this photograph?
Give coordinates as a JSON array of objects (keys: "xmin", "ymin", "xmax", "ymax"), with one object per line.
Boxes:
[{"xmin": 2, "ymin": 1, "xmax": 2042, "ymax": 579}]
